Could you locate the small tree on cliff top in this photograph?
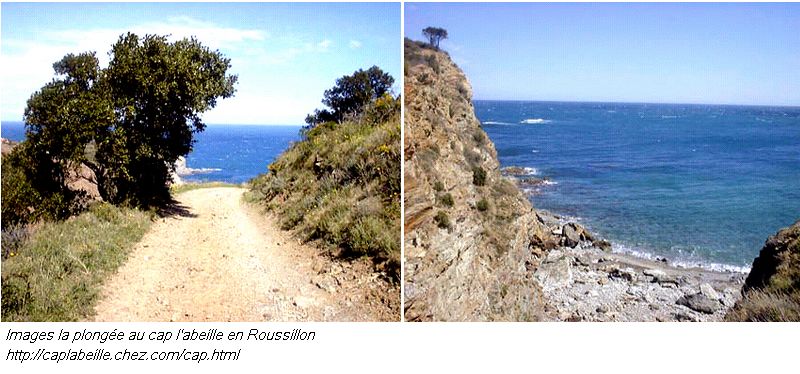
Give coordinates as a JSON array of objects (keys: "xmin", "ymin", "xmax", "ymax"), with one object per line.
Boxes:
[
  {"xmin": 20, "ymin": 33, "xmax": 237, "ymax": 209},
  {"xmin": 422, "ymin": 27, "xmax": 448, "ymax": 49},
  {"xmin": 305, "ymin": 66, "xmax": 394, "ymax": 127}
]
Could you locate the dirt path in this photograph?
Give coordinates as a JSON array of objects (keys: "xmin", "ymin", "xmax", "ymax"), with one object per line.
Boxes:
[{"xmin": 93, "ymin": 187, "xmax": 398, "ymax": 322}]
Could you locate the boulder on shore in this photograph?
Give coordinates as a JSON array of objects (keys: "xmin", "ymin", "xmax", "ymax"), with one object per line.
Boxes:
[
  {"xmin": 677, "ymin": 293, "xmax": 721, "ymax": 314},
  {"xmin": 560, "ymin": 222, "xmax": 595, "ymax": 248}
]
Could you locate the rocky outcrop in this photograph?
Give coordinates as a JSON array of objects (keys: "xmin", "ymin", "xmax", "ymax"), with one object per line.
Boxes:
[
  {"xmin": 726, "ymin": 220, "xmax": 800, "ymax": 321},
  {"xmin": 742, "ymin": 220, "xmax": 800, "ymax": 292},
  {"xmin": 170, "ymin": 157, "xmax": 186, "ymax": 185},
  {"xmin": 2, "ymin": 138, "xmax": 101, "ymax": 201},
  {"xmin": 65, "ymin": 162, "xmax": 101, "ymax": 201},
  {"xmin": 404, "ymin": 40, "xmax": 564, "ymax": 321}
]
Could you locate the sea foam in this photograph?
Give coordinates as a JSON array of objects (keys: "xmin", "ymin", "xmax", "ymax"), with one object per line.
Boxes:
[
  {"xmin": 481, "ymin": 121, "xmax": 515, "ymax": 125},
  {"xmin": 610, "ymin": 242, "xmax": 751, "ymax": 274},
  {"xmin": 519, "ymin": 118, "xmax": 552, "ymax": 124}
]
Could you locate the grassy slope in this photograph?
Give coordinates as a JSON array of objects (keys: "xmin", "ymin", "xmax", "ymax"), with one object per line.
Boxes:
[
  {"xmin": 248, "ymin": 111, "xmax": 401, "ymax": 279},
  {"xmin": 726, "ymin": 222, "xmax": 800, "ymax": 321},
  {"xmin": 1, "ymin": 203, "xmax": 152, "ymax": 321}
]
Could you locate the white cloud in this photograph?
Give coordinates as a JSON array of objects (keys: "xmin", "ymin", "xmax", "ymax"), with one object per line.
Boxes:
[
  {"xmin": 0, "ymin": 16, "xmax": 344, "ymax": 124},
  {"xmin": 1, "ymin": 17, "xmax": 266, "ymax": 121},
  {"xmin": 349, "ymin": 40, "xmax": 362, "ymax": 49},
  {"xmin": 316, "ymin": 39, "xmax": 332, "ymax": 51}
]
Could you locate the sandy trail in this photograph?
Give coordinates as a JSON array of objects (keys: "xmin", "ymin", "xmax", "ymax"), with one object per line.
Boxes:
[{"xmin": 93, "ymin": 187, "xmax": 397, "ymax": 322}]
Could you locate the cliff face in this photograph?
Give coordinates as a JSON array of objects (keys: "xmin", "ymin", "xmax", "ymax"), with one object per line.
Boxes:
[
  {"xmin": 403, "ymin": 40, "xmax": 558, "ymax": 321},
  {"xmin": 727, "ymin": 220, "xmax": 800, "ymax": 321}
]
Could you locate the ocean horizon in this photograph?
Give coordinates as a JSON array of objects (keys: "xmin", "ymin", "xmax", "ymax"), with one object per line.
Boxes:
[
  {"xmin": 1, "ymin": 121, "xmax": 302, "ymax": 184},
  {"xmin": 475, "ymin": 100, "xmax": 800, "ymax": 272}
]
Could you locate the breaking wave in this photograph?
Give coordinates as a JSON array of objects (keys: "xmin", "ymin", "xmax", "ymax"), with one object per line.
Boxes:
[{"xmin": 520, "ymin": 118, "xmax": 552, "ymax": 124}]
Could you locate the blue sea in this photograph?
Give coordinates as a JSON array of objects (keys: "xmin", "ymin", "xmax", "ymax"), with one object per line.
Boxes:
[
  {"xmin": 475, "ymin": 101, "xmax": 800, "ymax": 272},
  {"xmin": 1, "ymin": 122, "xmax": 301, "ymax": 184}
]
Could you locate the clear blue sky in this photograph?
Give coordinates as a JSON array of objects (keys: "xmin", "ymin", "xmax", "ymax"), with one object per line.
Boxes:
[
  {"xmin": 406, "ymin": 2, "xmax": 800, "ymax": 106},
  {"xmin": 1, "ymin": 2, "xmax": 400, "ymax": 124}
]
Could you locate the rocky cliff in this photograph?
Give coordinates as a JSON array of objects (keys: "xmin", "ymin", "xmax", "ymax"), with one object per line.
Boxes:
[
  {"xmin": 403, "ymin": 40, "xmax": 560, "ymax": 321},
  {"xmin": 726, "ymin": 220, "xmax": 800, "ymax": 321}
]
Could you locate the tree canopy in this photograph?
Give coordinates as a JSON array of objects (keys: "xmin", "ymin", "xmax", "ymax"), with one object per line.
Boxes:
[
  {"xmin": 422, "ymin": 27, "xmax": 448, "ymax": 49},
  {"xmin": 305, "ymin": 66, "xmax": 394, "ymax": 126},
  {"xmin": 14, "ymin": 33, "xmax": 236, "ymax": 215}
]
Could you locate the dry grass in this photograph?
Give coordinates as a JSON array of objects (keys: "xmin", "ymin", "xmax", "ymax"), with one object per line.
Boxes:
[
  {"xmin": 725, "ymin": 290, "xmax": 800, "ymax": 322},
  {"xmin": 1, "ymin": 203, "xmax": 152, "ymax": 321},
  {"xmin": 726, "ymin": 222, "xmax": 800, "ymax": 321}
]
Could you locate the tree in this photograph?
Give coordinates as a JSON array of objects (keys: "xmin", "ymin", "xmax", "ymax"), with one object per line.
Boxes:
[
  {"xmin": 422, "ymin": 27, "xmax": 448, "ymax": 49},
  {"xmin": 20, "ymin": 33, "xmax": 237, "ymax": 209},
  {"xmin": 305, "ymin": 66, "xmax": 394, "ymax": 126}
]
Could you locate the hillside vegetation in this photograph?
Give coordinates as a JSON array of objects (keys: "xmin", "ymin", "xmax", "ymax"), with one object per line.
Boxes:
[
  {"xmin": 248, "ymin": 68, "xmax": 401, "ymax": 279},
  {"xmin": 726, "ymin": 221, "xmax": 800, "ymax": 321},
  {"xmin": 2, "ymin": 204, "xmax": 152, "ymax": 321}
]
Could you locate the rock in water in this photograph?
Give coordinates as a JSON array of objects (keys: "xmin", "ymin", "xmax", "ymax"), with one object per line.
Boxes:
[{"xmin": 677, "ymin": 293, "xmax": 720, "ymax": 314}]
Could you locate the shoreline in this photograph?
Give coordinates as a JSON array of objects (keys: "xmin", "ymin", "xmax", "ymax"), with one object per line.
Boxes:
[
  {"xmin": 537, "ymin": 242, "xmax": 746, "ymax": 321},
  {"xmin": 534, "ymin": 205, "xmax": 747, "ymax": 321},
  {"xmin": 501, "ymin": 166, "xmax": 754, "ymax": 274}
]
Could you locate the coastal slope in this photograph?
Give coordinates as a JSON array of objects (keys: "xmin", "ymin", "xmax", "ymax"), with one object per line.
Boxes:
[
  {"xmin": 403, "ymin": 40, "xmax": 558, "ymax": 321},
  {"xmin": 403, "ymin": 39, "xmax": 748, "ymax": 322},
  {"xmin": 247, "ymin": 89, "xmax": 401, "ymax": 317},
  {"xmin": 727, "ymin": 220, "xmax": 800, "ymax": 321}
]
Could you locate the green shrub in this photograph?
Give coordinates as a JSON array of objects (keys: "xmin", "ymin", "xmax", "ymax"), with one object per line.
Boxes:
[
  {"xmin": 457, "ymin": 82, "xmax": 470, "ymax": 97},
  {"xmin": 473, "ymin": 166, "xmax": 487, "ymax": 186},
  {"xmin": 419, "ymin": 72, "xmax": 431, "ymax": 84},
  {"xmin": 473, "ymin": 130, "xmax": 486, "ymax": 145},
  {"xmin": 433, "ymin": 181, "xmax": 445, "ymax": 192},
  {"xmin": 425, "ymin": 54, "xmax": 441, "ymax": 74},
  {"xmin": 347, "ymin": 216, "xmax": 396, "ymax": 259},
  {"xmin": 1, "ymin": 146, "xmax": 82, "ymax": 229},
  {"xmin": 476, "ymin": 198, "xmax": 489, "ymax": 212},
  {"xmin": 21, "ymin": 34, "xmax": 236, "ymax": 209},
  {"xmin": 439, "ymin": 193, "xmax": 454, "ymax": 207},
  {"xmin": 434, "ymin": 211, "xmax": 451, "ymax": 229},
  {"xmin": 464, "ymin": 148, "xmax": 482, "ymax": 167}
]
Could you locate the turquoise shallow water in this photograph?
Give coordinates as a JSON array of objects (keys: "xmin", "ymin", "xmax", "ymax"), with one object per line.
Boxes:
[
  {"xmin": 1, "ymin": 122, "xmax": 300, "ymax": 184},
  {"xmin": 475, "ymin": 101, "xmax": 800, "ymax": 272}
]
